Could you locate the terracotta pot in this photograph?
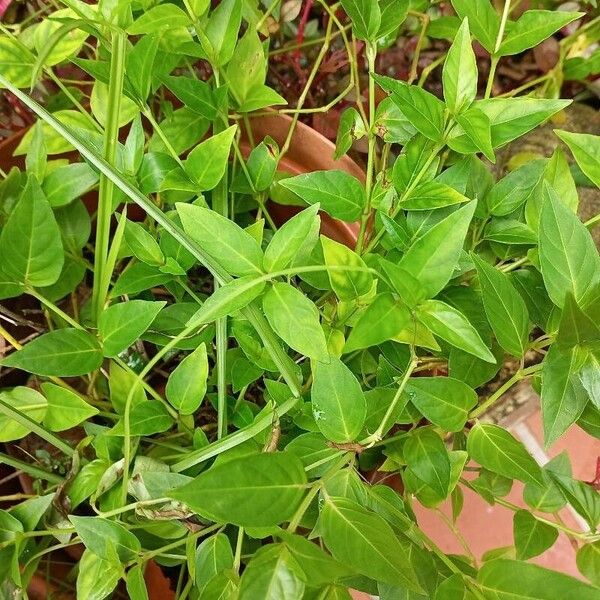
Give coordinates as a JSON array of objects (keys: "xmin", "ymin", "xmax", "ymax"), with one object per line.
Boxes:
[{"xmin": 242, "ymin": 112, "xmax": 364, "ymax": 249}]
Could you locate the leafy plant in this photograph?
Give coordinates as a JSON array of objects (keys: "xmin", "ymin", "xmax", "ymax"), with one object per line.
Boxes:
[{"xmin": 0, "ymin": 1, "xmax": 599, "ymax": 599}]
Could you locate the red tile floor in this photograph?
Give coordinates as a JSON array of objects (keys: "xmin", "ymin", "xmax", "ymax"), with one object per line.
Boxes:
[{"xmin": 351, "ymin": 398, "xmax": 600, "ymax": 598}]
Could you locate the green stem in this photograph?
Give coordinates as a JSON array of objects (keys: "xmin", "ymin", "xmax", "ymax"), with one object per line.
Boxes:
[
  {"xmin": 0, "ymin": 451, "xmax": 64, "ymax": 484},
  {"xmin": 355, "ymin": 42, "xmax": 377, "ymax": 254},
  {"xmin": 485, "ymin": 0, "xmax": 511, "ymax": 98},
  {"xmin": 469, "ymin": 364, "xmax": 542, "ymax": 420},
  {"xmin": 27, "ymin": 288, "xmax": 82, "ymax": 330},
  {"xmin": 233, "ymin": 527, "xmax": 244, "ymax": 572},
  {"xmin": 91, "ymin": 31, "xmax": 126, "ymax": 325}
]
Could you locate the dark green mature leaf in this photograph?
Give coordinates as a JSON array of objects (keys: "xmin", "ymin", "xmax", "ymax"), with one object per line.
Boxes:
[
  {"xmin": 42, "ymin": 163, "xmax": 98, "ymax": 207},
  {"xmin": 478, "ymin": 559, "xmax": 600, "ymax": 600},
  {"xmin": 69, "ymin": 515, "xmax": 141, "ymax": 562},
  {"xmin": 541, "ymin": 345, "xmax": 588, "ymax": 447},
  {"xmin": 375, "ymin": 75, "xmax": 445, "ymax": 142},
  {"xmin": 169, "ymin": 452, "xmax": 307, "ymax": 526},
  {"xmin": 41, "ymin": 382, "xmax": 98, "ymax": 432},
  {"xmin": 311, "ymin": 357, "xmax": 366, "ymax": 443},
  {"xmin": 407, "ymin": 377, "xmax": 477, "ymax": 432},
  {"xmin": 238, "ymin": 544, "xmax": 305, "ymax": 600},
  {"xmin": 263, "ymin": 282, "xmax": 329, "ymax": 362},
  {"xmin": 195, "ymin": 533, "xmax": 234, "ymax": 591},
  {"xmin": 279, "ymin": 171, "xmax": 365, "ymax": 222},
  {"xmin": 404, "ymin": 428, "xmax": 451, "ymax": 498},
  {"xmin": 0, "ymin": 176, "xmax": 63, "ymax": 287},
  {"xmin": 454, "ymin": 107, "xmax": 495, "ymax": 163},
  {"xmin": 279, "ymin": 531, "xmax": 354, "ymax": 586},
  {"xmin": 378, "ymin": 0, "xmax": 409, "ymax": 39},
  {"xmin": 161, "ymin": 75, "xmax": 216, "ymax": 120},
  {"xmin": 451, "ymin": 0, "xmax": 499, "ymax": 53},
  {"xmin": 345, "ymin": 293, "xmax": 411, "ymax": 353},
  {"xmin": 99, "ymin": 300, "xmax": 165, "ymax": 357},
  {"xmin": 111, "ymin": 262, "xmax": 172, "ymax": 297},
  {"xmin": 499, "ymin": 10, "xmax": 583, "ymax": 56},
  {"xmin": 443, "ymin": 18, "xmax": 477, "ymax": 114},
  {"xmin": 472, "ymin": 255, "xmax": 530, "ymax": 357},
  {"xmin": 513, "ymin": 510, "xmax": 558, "ymax": 560},
  {"xmin": 577, "ymin": 542, "xmax": 600, "ymax": 586},
  {"xmin": 113, "ymin": 401, "xmax": 173, "ymax": 436},
  {"xmin": 321, "ymin": 236, "xmax": 372, "ymax": 300},
  {"xmin": 187, "ymin": 277, "xmax": 266, "ymax": 325},
  {"xmin": 556, "ymin": 130, "xmax": 600, "ymax": 189},
  {"xmin": 450, "ymin": 98, "xmax": 570, "ymax": 151},
  {"xmin": 126, "ymin": 34, "xmax": 158, "ymax": 103},
  {"xmin": 398, "ymin": 202, "xmax": 475, "ymax": 299},
  {"xmin": 539, "ymin": 183, "xmax": 600, "ymax": 307},
  {"xmin": 263, "ymin": 205, "xmax": 320, "ymax": 272},
  {"xmin": 320, "ymin": 497, "xmax": 421, "ymax": 591},
  {"xmin": 165, "ymin": 343, "xmax": 208, "ymax": 414},
  {"xmin": 177, "ymin": 203, "xmax": 263, "ymax": 276},
  {"xmin": 123, "ymin": 219, "xmax": 164, "ymax": 267},
  {"xmin": 556, "ymin": 294, "xmax": 600, "ymax": 349},
  {"xmin": 467, "ymin": 423, "xmax": 544, "ymax": 486},
  {"xmin": 1, "ymin": 328, "xmax": 102, "ymax": 376},
  {"xmin": 340, "ymin": 0, "xmax": 381, "ymax": 41},
  {"xmin": 184, "ymin": 126, "xmax": 237, "ymax": 190},
  {"xmin": 485, "ymin": 160, "xmax": 545, "ymax": 217},
  {"xmin": 418, "ymin": 299, "xmax": 495, "ymax": 362}
]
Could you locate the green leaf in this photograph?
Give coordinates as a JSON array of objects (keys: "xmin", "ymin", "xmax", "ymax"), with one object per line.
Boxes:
[
  {"xmin": 443, "ymin": 18, "xmax": 477, "ymax": 114},
  {"xmin": 69, "ymin": 515, "xmax": 141, "ymax": 562},
  {"xmin": 499, "ymin": 10, "xmax": 583, "ymax": 56},
  {"xmin": 472, "ymin": 255, "xmax": 530, "ymax": 357},
  {"xmin": 126, "ymin": 565, "xmax": 149, "ymax": 600},
  {"xmin": 99, "ymin": 300, "xmax": 165, "ymax": 357},
  {"xmin": 263, "ymin": 205, "xmax": 320, "ymax": 272},
  {"xmin": 334, "ymin": 107, "xmax": 365, "ymax": 159},
  {"xmin": 374, "ymin": 97, "xmax": 416, "ymax": 144},
  {"xmin": 165, "ymin": 343, "xmax": 209, "ymax": 414},
  {"xmin": 404, "ymin": 428, "xmax": 451, "ymax": 498},
  {"xmin": 177, "ymin": 203, "xmax": 263, "ymax": 276},
  {"xmin": 406, "ymin": 377, "xmax": 478, "ymax": 432},
  {"xmin": 544, "ymin": 148, "xmax": 578, "ymax": 213},
  {"xmin": 169, "ymin": 452, "xmax": 307, "ymax": 526},
  {"xmin": 478, "ymin": 559, "xmax": 600, "ymax": 600},
  {"xmin": 279, "ymin": 531, "xmax": 354, "ymax": 586},
  {"xmin": 418, "ymin": 299, "xmax": 495, "ymax": 363},
  {"xmin": 541, "ymin": 345, "xmax": 588, "ymax": 447},
  {"xmin": 345, "ymin": 293, "xmax": 411, "ymax": 353},
  {"xmin": 556, "ymin": 293, "xmax": 600, "ymax": 349},
  {"xmin": 195, "ymin": 533, "xmax": 234, "ymax": 590},
  {"xmin": 148, "ymin": 108, "xmax": 209, "ymax": 155},
  {"xmin": 467, "ymin": 423, "xmax": 544, "ymax": 486},
  {"xmin": 1, "ymin": 328, "xmax": 103, "ymax": 376},
  {"xmin": 340, "ymin": 0, "xmax": 381, "ymax": 41},
  {"xmin": 263, "ymin": 282, "xmax": 329, "ymax": 362},
  {"xmin": 513, "ymin": 510, "xmax": 558, "ymax": 560},
  {"xmin": 0, "ymin": 176, "xmax": 63, "ymax": 287},
  {"xmin": 455, "ymin": 107, "xmax": 495, "ymax": 162},
  {"xmin": 126, "ymin": 34, "xmax": 158, "ymax": 102},
  {"xmin": 279, "ymin": 170, "xmax": 365, "ymax": 222},
  {"xmin": 187, "ymin": 276, "xmax": 266, "ymax": 325},
  {"xmin": 485, "ymin": 159, "xmax": 545, "ymax": 217},
  {"xmin": 311, "ymin": 357, "xmax": 366, "ymax": 443},
  {"xmin": 76, "ymin": 550, "xmax": 121, "ymax": 600},
  {"xmin": 184, "ymin": 126, "xmax": 237, "ymax": 190},
  {"xmin": 539, "ymin": 182, "xmax": 600, "ymax": 307},
  {"xmin": 378, "ymin": 0, "xmax": 409, "ymax": 39},
  {"xmin": 320, "ymin": 496, "xmax": 421, "ymax": 591},
  {"xmin": 111, "ymin": 262, "xmax": 172, "ymax": 297},
  {"xmin": 201, "ymin": 0, "xmax": 242, "ymax": 67},
  {"xmin": 41, "ymin": 162, "xmax": 99, "ymax": 207},
  {"xmin": 375, "ymin": 75, "xmax": 445, "ymax": 142},
  {"xmin": 122, "ymin": 219, "xmax": 165, "ymax": 267},
  {"xmin": 450, "ymin": 0, "xmax": 499, "ymax": 53},
  {"xmin": 398, "ymin": 202, "xmax": 475, "ymax": 298},
  {"xmin": 114, "ymin": 401, "xmax": 173, "ymax": 436},
  {"xmin": 160, "ymin": 75, "xmax": 216, "ymax": 120},
  {"xmin": 41, "ymin": 382, "xmax": 98, "ymax": 432},
  {"xmin": 127, "ymin": 4, "xmax": 191, "ymax": 34},
  {"xmin": 403, "ymin": 181, "xmax": 470, "ymax": 211},
  {"xmin": 577, "ymin": 542, "xmax": 600, "ymax": 586},
  {"xmin": 238, "ymin": 544, "xmax": 305, "ymax": 600},
  {"xmin": 321, "ymin": 236, "xmax": 373, "ymax": 300},
  {"xmin": 580, "ymin": 352, "xmax": 600, "ymax": 410},
  {"xmin": 0, "ymin": 36, "xmax": 34, "ymax": 88},
  {"xmin": 556, "ymin": 129, "xmax": 600, "ymax": 189},
  {"xmin": 484, "ymin": 220, "xmax": 537, "ymax": 245},
  {"xmin": 0, "ymin": 387, "xmax": 47, "ymax": 442}
]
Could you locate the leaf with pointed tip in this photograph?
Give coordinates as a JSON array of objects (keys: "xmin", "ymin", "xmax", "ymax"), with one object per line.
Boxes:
[{"xmin": 443, "ymin": 18, "xmax": 477, "ymax": 114}]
